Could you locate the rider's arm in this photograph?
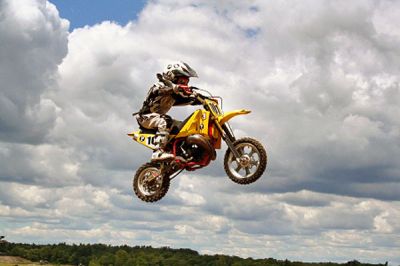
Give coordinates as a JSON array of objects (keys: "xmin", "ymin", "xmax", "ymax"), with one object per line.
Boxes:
[
  {"xmin": 173, "ymin": 91, "xmax": 202, "ymax": 106},
  {"xmin": 155, "ymin": 74, "xmax": 182, "ymax": 96},
  {"xmin": 154, "ymin": 82, "xmax": 179, "ymax": 96}
]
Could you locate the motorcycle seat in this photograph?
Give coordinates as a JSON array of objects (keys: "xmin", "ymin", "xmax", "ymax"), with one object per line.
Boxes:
[
  {"xmin": 138, "ymin": 117, "xmax": 188, "ymax": 135},
  {"xmin": 170, "ymin": 124, "xmax": 181, "ymax": 135},
  {"xmin": 139, "ymin": 126, "xmax": 158, "ymax": 134},
  {"xmin": 170, "ymin": 114, "xmax": 193, "ymax": 134}
]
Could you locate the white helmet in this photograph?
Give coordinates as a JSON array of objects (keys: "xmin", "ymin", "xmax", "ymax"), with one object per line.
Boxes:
[{"xmin": 163, "ymin": 61, "xmax": 198, "ymax": 82}]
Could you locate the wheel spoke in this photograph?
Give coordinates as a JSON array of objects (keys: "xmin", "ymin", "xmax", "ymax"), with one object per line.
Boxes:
[
  {"xmin": 236, "ymin": 146, "xmax": 245, "ymax": 156},
  {"xmin": 249, "ymin": 148, "xmax": 257, "ymax": 157},
  {"xmin": 139, "ymin": 169, "xmax": 162, "ymax": 196},
  {"xmin": 245, "ymin": 167, "xmax": 251, "ymax": 176},
  {"xmin": 235, "ymin": 164, "xmax": 242, "ymax": 172},
  {"xmin": 250, "ymin": 159, "xmax": 259, "ymax": 167}
]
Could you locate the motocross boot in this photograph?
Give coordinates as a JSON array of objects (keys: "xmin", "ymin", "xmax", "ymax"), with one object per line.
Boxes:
[
  {"xmin": 151, "ymin": 149, "xmax": 174, "ymax": 161},
  {"xmin": 151, "ymin": 132, "xmax": 174, "ymax": 161}
]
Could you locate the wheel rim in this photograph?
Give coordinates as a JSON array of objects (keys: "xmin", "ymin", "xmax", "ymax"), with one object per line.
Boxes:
[
  {"xmin": 137, "ymin": 167, "xmax": 163, "ymax": 196},
  {"xmin": 227, "ymin": 143, "xmax": 261, "ymax": 179}
]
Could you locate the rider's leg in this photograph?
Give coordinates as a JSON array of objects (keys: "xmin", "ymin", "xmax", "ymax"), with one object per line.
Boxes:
[
  {"xmin": 138, "ymin": 113, "xmax": 174, "ymax": 161},
  {"xmin": 152, "ymin": 115, "xmax": 174, "ymax": 161}
]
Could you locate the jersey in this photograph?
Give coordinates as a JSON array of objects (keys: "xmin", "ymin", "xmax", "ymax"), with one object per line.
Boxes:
[{"xmin": 138, "ymin": 79, "xmax": 201, "ymax": 115}]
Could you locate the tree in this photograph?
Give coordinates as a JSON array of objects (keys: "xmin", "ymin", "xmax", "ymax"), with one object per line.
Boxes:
[
  {"xmin": 99, "ymin": 253, "xmax": 115, "ymax": 266},
  {"xmin": 215, "ymin": 255, "xmax": 231, "ymax": 266},
  {"xmin": 115, "ymin": 249, "xmax": 129, "ymax": 266},
  {"xmin": 89, "ymin": 258, "xmax": 101, "ymax": 266},
  {"xmin": 10, "ymin": 246, "xmax": 26, "ymax": 257}
]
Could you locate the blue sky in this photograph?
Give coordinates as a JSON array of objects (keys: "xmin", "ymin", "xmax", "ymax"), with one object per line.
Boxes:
[{"xmin": 49, "ymin": 0, "xmax": 146, "ymax": 30}]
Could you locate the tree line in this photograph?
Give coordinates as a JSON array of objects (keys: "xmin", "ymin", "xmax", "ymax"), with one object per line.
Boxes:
[{"xmin": 0, "ymin": 241, "xmax": 388, "ymax": 266}]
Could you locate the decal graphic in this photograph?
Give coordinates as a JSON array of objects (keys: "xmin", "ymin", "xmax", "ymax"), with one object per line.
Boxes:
[{"xmin": 147, "ymin": 136, "xmax": 156, "ymax": 146}]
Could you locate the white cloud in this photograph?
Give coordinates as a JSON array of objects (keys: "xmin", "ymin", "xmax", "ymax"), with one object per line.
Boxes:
[
  {"xmin": 1, "ymin": 178, "xmax": 400, "ymax": 262},
  {"xmin": 0, "ymin": 0, "xmax": 68, "ymax": 144},
  {"xmin": 1, "ymin": 0, "xmax": 400, "ymax": 263}
]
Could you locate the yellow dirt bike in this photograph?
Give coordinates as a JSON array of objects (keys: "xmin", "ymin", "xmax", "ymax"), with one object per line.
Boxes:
[{"xmin": 128, "ymin": 87, "xmax": 267, "ymax": 202}]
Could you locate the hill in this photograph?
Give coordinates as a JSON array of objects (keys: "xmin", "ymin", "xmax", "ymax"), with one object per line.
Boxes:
[
  {"xmin": 0, "ymin": 255, "xmax": 70, "ymax": 266},
  {"xmin": 0, "ymin": 242, "xmax": 388, "ymax": 266},
  {"xmin": 0, "ymin": 255, "xmax": 32, "ymax": 264}
]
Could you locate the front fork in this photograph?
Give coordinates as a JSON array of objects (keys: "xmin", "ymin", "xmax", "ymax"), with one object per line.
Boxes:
[{"xmin": 214, "ymin": 121, "xmax": 241, "ymax": 159}]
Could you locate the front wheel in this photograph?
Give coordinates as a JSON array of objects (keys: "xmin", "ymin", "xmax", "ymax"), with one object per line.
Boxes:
[
  {"xmin": 224, "ymin": 137, "xmax": 267, "ymax": 184},
  {"xmin": 133, "ymin": 163, "xmax": 170, "ymax": 202}
]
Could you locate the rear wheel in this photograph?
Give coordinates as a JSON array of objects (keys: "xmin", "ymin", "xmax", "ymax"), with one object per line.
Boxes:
[
  {"xmin": 224, "ymin": 137, "xmax": 267, "ymax": 184},
  {"xmin": 133, "ymin": 163, "xmax": 170, "ymax": 202}
]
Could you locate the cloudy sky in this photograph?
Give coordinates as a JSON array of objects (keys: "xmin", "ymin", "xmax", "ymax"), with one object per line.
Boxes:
[{"xmin": 1, "ymin": 0, "xmax": 399, "ymax": 264}]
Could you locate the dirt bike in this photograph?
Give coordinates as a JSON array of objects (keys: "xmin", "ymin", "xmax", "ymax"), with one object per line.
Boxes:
[{"xmin": 128, "ymin": 87, "xmax": 267, "ymax": 202}]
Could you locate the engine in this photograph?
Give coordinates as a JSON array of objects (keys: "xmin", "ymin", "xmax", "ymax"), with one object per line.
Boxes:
[{"xmin": 180, "ymin": 134, "xmax": 216, "ymax": 163}]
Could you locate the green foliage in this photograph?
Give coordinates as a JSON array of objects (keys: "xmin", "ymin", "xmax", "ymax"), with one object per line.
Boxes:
[
  {"xmin": 89, "ymin": 258, "xmax": 101, "ymax": 266},
  {"xmin": 0, "ymin": 241, "xmax": 388, "ymax": 266},
  {"xmin": 114, "ymin": 249, "xmax": 129, "ymax": 266}
]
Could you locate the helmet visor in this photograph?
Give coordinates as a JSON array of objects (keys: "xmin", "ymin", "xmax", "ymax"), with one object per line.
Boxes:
[{"xmin": 180, "ymin": 62, "xmax": 198, "ymax": 78}]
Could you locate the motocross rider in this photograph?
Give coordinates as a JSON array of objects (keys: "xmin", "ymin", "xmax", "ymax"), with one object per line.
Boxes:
[{"xmin": 135, "ymin": 61, "xmax": 201, "ymax": 161}]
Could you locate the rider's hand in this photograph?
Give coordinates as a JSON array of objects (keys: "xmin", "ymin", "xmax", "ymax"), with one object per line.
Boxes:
[{"xmin": 177, "ymin": 85, "xmax": 193, "ymax": 96}]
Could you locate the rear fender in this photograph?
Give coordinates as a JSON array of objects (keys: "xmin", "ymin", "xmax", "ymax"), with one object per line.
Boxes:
[{"xmin": 128, "ymin": 131, "xmax": 158, "ymax": 150}]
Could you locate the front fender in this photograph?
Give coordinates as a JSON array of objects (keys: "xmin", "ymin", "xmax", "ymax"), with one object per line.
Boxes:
[{"xmin": 218, "ymin": 109, "xmax": 251, "ymax": 125}]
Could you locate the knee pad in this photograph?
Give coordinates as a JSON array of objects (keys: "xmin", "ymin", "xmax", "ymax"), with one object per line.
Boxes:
[{"xmin": 161, "ymin": 114, "xmax": 173, "ymax": 129}]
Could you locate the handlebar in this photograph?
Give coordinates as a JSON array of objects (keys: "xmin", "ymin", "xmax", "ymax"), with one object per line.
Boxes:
[
  {"xmin": 177, "ymin": 86, "xmax": 221, "ymax": 108},
  {"xmin": 192, "ymin": 86, "xmax": 220, "ymax": 101}
]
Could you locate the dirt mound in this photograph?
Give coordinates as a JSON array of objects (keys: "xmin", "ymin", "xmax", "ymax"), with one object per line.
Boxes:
[{"xmin": 0, "ymin": 255, "xmax": 33, "ymax": 264}]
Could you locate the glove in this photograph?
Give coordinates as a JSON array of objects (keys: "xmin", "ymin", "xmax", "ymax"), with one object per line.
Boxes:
[
  {"xmin": 157, "ymin": 73, "xmax": 174, "ymax": 88},
  {"xmin": 178, "ymin": 85, "xmax": 193, "ymax": 95},
  {"xmin": 172, "ymin": 84, "xmax": 192, "ymax": 96}
]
